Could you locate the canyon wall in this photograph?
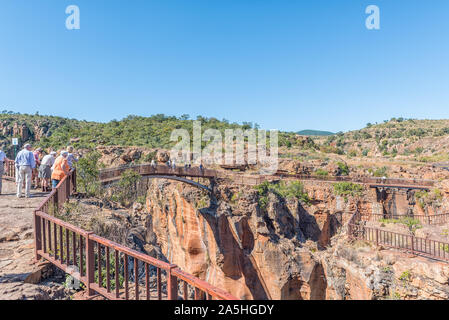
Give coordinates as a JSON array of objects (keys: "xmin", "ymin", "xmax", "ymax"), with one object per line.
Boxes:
[
  {"xmin": 71, "ymin": 176, "xmax": 449, "ymax": 300},
  {"xmin": 144, "ymin": 179, "xmax": 365, "ymax": 299}
]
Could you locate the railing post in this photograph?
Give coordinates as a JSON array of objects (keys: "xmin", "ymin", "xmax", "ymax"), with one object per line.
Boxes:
[
  {"xmin": 194, "ymin": 287, "xmax": 202, "ymax": 300},
  {"xmin": 411, "ymin": 235, "xmax": 414, "ymax": 254},
  {"xmin": 33, "ymin": 211, "xmax": 42, "ymax": 261},
  {"xmin": 66, "ymin": 176, "xmax": 71, "ymax": 200},
  {"xmin": 167, "ymin": 265, "xmax": 178, "ymax": 300},
  {"xmin": 53, "ymin": 188, "xmax": 59, "ymax": 214},
  {"xmin": 86, "ymin": 232, "xmax": 95, "ymax": 297},
  {"xmin": 73, "ymin": 169, "xmax": 77, "ymax": 193},
  {"xmin": 376, "ymin": 228, "xmax": 379, "ymax": 246}
]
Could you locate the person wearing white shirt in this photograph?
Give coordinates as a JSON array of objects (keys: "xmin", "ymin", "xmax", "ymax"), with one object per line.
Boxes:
[
  {"xmin": 39, "ymin": 151, "xmax": 56, "ymax": 192},
  {"xmin": 0, "ymin": 149, "xmax": 10, "ymax": 195}
]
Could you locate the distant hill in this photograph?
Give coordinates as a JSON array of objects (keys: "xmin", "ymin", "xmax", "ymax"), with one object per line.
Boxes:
[{"xmin": 297, "ymin": 130, "xmax": 334, "ymax": 136}]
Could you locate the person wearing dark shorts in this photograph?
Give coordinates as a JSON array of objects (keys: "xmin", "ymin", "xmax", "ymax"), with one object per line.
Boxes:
[{"xmin": 39, "ymin": 151, "xmax": 56, "ymax": 192}]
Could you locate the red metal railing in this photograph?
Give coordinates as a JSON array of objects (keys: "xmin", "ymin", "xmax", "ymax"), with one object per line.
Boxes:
[
  {"xmin": 350, "ymin": 225, "xmax": 449, "ymax": 261},
  {"xmin": 33, "ymin": 168, "xmax": 237, "ymax": 300},
  {"xmin": 272, "ymin": 172, "xmax": 435, "ymax": 187},
  {"xmin": 99, "ymin": 164, "xmax": 217, "ymax": 182},
  {"xmin": 347, "ymin": 210, "xmax": 449, "ymax": 262},
  {"xmin": 367, "ymin": 213, "xmax": 449, "ymax": 226}
]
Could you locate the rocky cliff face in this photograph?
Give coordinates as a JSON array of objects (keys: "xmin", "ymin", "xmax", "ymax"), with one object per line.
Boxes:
[
  {"xmin": 0, "ymin": 121, "xmax": 51, "ymax": 142},
  {"xmin": 140, "ymin": 178, "xmax": 449, "ymax": 300},
  {"xmin": 318, "ymin": 234, "xmax": 449, "ymax": 300},
  {"xmin": 144, "ymin": 179, "xmax": 361, "ymax": 299},
  {"xmin": 60, "ymin": 174, "xmax": 449, "ymax": 300}
]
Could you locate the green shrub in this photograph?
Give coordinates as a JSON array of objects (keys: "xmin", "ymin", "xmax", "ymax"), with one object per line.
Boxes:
[
  {"xmin": 315, "ymin": 169, "xmax": 328, "ymax": 177},
  {"xmin": 320, "ymin": 145, "xmax": 344, "ymax": 155},
  {"xmin": 399, "ymin": 270, "xmax": 411, "ymax": 282},
  {"xmin": 254, "ymin": 180, "xmax": 310, "ymax": 209},
  {"xmin": 76, "ymin": 151, "xmax": 101, "ymax": 196},
  {"xmin": 336, "ymin": 162, "xmax": 349, "ymax": 176},
  {"xmin": 415, "ymin": 189, "xmax": 443, "ymax": 209},
  {"xmin": 94, "ymin": 252, "xmax": 124, "ymax": 289},
  {"xmin": 333, "ymin": 182, "xmax": 364, "ymax": 197},
  {"xmin": 373, "ymin": 166, "xmax": 388, "ymax": 177},
  {"xmin": 379, "ymin": 217, "xmax": 422, "ymax": 233},
  {"xmin": 348, "ymin": 150, "xmax": 357, "ymax": 157},
  {"xmin": 110, "ymin": 169, "xmax": 141, "ymax": 207}
]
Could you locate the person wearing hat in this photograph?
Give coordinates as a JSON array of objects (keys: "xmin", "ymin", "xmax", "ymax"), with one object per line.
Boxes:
[
  {"xmin": 39, "ymin": 151, "xmax": 57, "ymax": 192},
  {"xmin": 51, "ymin": 151, "xmax": 70, "ymax": 189},
  {"xmin": 15, "ymin": 143, "xmax": 36, "ymax": 198},
  {"xmin": 0, "ymin": 147, "xmax": 10, "ymax": 195},
  {"xmin": 32, "ymin": 147, "xmax": 43, "ymax": 188}
]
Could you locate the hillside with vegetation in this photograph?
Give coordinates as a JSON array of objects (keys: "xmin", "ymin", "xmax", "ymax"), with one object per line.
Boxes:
[
  {"xmin": 313, "ymin": 118, "xmax": 449, "ymax": 163},
  {"xmin": 4, "ymin": 111, "xmax": 449, "ymax": 168},
  {"xmin": 0, "ymin": 111, "xmax": 317, "ymax": 155}
]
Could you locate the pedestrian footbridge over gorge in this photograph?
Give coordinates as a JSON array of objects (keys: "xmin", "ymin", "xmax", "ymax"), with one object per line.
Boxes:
[
  {"xmin": 1, "ymin": 160, "xmax": 446, "ymax": 300},
  {"xmin": 98, "ymin": 164, "xmax": 218, "ymax": 193}
]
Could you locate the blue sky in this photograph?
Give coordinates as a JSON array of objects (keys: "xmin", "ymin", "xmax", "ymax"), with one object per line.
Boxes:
[{"xmin": 0, "ymin": 0, "xmax": 448, "ymax": 132}]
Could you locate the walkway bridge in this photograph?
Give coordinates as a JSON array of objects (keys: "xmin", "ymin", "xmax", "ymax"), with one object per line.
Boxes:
[
  {"xmin": 5, "ymin": 159, "xmax": 435, "ymax": 190},
  {"xmin": 99, "ymin": 164, "xmax": 217, "ymax": 193},
  {"xmin": 271, "ymin": 172, "xmax": 435, "ymax": 190}
]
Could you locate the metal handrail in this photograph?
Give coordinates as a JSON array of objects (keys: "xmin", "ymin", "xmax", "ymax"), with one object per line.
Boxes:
[
  {"xmin": 348, "ymin": 224, "xmax": 449, "ymax": 262},
  {"xmin": 32, "ymin": 166, "xmax": 238, "ymax": 300},
  {"xmin": 367, "ymin": 213, "xmax": 449, "ymax": 225},
  {"xmin": 347, "ymin": 208, "xmax": 449, "ymax": 262}
]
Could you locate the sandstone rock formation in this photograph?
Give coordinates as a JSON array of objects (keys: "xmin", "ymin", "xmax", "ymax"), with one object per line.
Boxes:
[
  {"xmin": 319, "ymin": 235, "xmax": 449, "ymax": 300},
  {"xmin": 156, "ymin": 150, "xmax": 169, "ymax": 163},
  {"xmin": 40, "ymin": 162, "xmax": 449, "ymax": 300},
  {"xmin": 141, "ymin": 178, "xmax": 356, "ymax": 299}
]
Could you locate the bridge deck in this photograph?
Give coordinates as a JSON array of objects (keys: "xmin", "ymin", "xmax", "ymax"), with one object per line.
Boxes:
[
  {"xmin": 98, "ymin": 163, "xmax": 436, "ymax": 191},
  {"xmin": 368, "ymin": 184, "xmax": 431, "ymax": 190},
  {"xmin": 99, "ymin": 164, "xmax": 216, "ymax": 180},
  {"xmin": 101, "ymin": 174, "xmax": 212, "ymax": 192}
]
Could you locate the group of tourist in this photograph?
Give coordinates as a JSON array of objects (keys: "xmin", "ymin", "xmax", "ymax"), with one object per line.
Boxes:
[{"xmin": 0, "ymin": 144, "xmax": 78, "ymax": 198}]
